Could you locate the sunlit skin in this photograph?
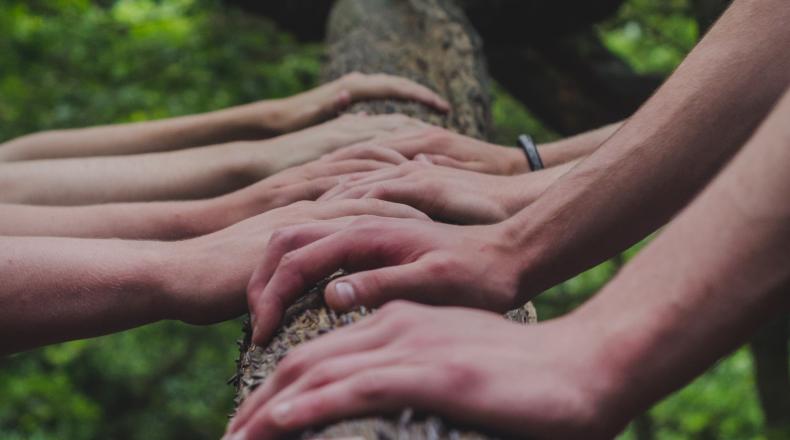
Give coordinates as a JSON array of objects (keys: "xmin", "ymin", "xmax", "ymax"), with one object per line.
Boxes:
[
  {"xmin": 319, "ymin": 159, "xmax": 578, "ymax": 224},
  {"xmin": 230, "ymin": 84, "xmax": 790, "ymax": 440},
  {"xmin": 0, "ymin": 72, "xmax": 449, "ymax": 162},
  {"xmin": 0, "ymin": 199, "xmax": 430, "ymax": 356},
  {"xmin": 231, "ymin": 0, "xmax": 790, "ymax": 437},
  {"xmin": 0, "ymin": 113, "xmax": 429, "ymax": 205},
  {"xmin": 329, "ymin": 119, "xmax": 621, "ymax": 175},
  {"xmin": 0, "ymin": 159, "xmax": 398, "ymax": 239}
]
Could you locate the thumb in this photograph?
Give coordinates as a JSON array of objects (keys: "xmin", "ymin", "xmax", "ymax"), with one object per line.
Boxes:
[{"xmin": 324, "ymin": 263, "xmax": 430, "ymax": 311}]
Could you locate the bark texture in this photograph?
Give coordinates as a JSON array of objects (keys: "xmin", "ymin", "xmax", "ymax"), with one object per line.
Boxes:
[{"xmin": 232, "ymin": 0, "xmax": 536, "ymax": 438}]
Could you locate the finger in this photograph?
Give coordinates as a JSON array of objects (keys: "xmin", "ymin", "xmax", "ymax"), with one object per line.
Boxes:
[
  {"xmin": 317, "ymin": 176, "xmax": 369, "ymax": 201},
  {"xmin": 324, "ymin": 144, "xmax": 410, "ymax": 165},
  {"xmin": 324, "ymin": 261, "xmax": 456, "ymax": 311},
  {"xmin": 414, "ymin": 153, "xmax": 488, "ymax": 172},
  {"xmin": 316, "ymin": 165, "xmax": 408, "ymax": 202},
  {"xmin": 314, "ymin": 198, "xmax": 429, "ymax": 222},
  {"xmin": 229, "ymin": 329, "xmax": 393, "ymax": 433},
  {"xmin": 240, "ymin": 366, "xmax": 437, "ymax": 439},
  {"xmin": 250, "ymin": 220, "xmax": 415, "ymax": 344},
  {"xmin": 308, "ymin": 159, "xmax": 394, "ymax": 178},
  {"xmin": 353, "ymin": 74, "xmax": 450, "ymax": 113},
  {"xmin": 324, "ymin": 185, "xmax": 370, "ymax": 201},
  {"xmin": 246, "ymin": 221, "xmax": 348, "ymax": 336}
]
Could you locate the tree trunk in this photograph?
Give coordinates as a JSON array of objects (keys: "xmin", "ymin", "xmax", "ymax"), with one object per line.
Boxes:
[{"xmin": 231, "ymin": 0, "xmax": 536, "ymax": 438}]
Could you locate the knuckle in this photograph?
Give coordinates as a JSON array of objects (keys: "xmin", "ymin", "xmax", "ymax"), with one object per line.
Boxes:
[
  {"xmin": 440, "ymin": 360, "xmax": 481, "ymax": 390},
  {"xmin": 269, "ymin": 227, "xmax": 296, "ymax": 249}
]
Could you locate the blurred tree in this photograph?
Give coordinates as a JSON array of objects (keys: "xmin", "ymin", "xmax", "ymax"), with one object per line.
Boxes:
[{"xmin": 0, "ymin": 0, "xmax": 784, "ymax": 439}]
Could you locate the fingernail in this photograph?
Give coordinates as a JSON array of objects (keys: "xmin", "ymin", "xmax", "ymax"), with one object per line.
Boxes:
[
  {"xmin": 271, "ymin": 402, "xmax": 292, "ymax": 426},
  {"xmin": 334, "ymin": 282, "xmax": 357, "ymax": 308}
]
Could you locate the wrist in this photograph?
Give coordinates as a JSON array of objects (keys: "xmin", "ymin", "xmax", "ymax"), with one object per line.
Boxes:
[
  {"xmin": 566, "ymin": 302, "xmax": 656, "ymax": 433},
  {"xmin": 153, "ymin": 236, "xmax": 244, "ymax": 324},
  {"xmin": 499, "ymin": 174, "xmax": 543, "ymax": 216}
]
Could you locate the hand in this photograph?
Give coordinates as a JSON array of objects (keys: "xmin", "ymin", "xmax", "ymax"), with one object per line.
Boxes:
[
  {"xmin": 209, "ymin": 159, "xmax": 398, "ymax": 232},
  {"xmin": 246, "ymin": 217, "xmax": 527, "ymax": 344},
  {"xmin": 329, "ymin": 125, "xmax": 529, "ymax": 175},
  {"xmin": 319, "ymin": 161, "xmax": 541, "ymax": 224},
  {"xmin": 254, "ymin": 113, "xmax": 427, "ymax": 177},
  {"xmin": 273, "ymin": 72, "xmax": 450, "ymax": 133},
  {"xmin": 162, "ymin": 200, "xmax": 430, "ymax": 325},
  {"xmin": 226, "ymin": 302, "xmax": 625, "ymax": 440}
]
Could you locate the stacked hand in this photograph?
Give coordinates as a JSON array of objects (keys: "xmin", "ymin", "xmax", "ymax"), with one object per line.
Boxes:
[
  {"xmin": 268, "ymin": 72, "xmax": 450, "ymax": 134},
  {"xmin": 253, "ymin": 113, "xmax": 427, "ymax": 178},
  {"xmin": 245, "ymin": 217, "xmax": 529, "ymax": 345},
  {"xmin": 322, "ymin": 125, "xmax": 529, "ymax": 175},
  {"xmin": 319, "ymin": 161, "xmax": 545, "ymax": 224},
  {"xmin": 163, "ymin": 200, "xmax": 430, "ymax": 325},
  {"xmin": 226, "ymin": 303, "xmax": 624, "ymax": 440}
]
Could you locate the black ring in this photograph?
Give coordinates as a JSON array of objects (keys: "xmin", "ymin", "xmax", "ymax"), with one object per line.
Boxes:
[{"xmin": 518, "ymin": 134, "xmax": 544, "ymax": 171}]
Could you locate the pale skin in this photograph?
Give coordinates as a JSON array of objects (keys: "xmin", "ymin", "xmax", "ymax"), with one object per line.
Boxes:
[
  {"xmin": 310, "ymin": 119, "xmax": 619, "ymax": 224},
  {"xmin": 0, "ymin": 113, "xmax": 427, "ymax": 205},
  {"xmin": 244, "ymin": 0, "xmax": 790, "ymax": 345},
  {"xmin": 318, "ymin": 159, "xmax": 579, "ymax": 224},
  {"xmin": 227, "ymin": 71, "xmax": 790, "ymax": 440},
  {"xmin": 0, "ymin": 159, "xmax": 396, "ymax": 239},
  {"xmin": 0, "ymin": 199, "xmax": 429, "ymax": 355},
  {"xmin": 330, "ymin": 120, "xmax": 620, "ymax": 176},
  {"xmin": 0, "ymin": 72, "xmax": 449, "ymax": 162}
]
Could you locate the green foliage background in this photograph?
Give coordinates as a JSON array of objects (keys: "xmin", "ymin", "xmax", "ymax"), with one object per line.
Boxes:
[{"xmin": 0, "ymin": 0, "xmax": 771, "ymax": 439}]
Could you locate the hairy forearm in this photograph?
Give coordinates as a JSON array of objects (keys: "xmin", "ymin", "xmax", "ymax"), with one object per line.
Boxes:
[
  {"xmin": 0, "ymin": 237, "xmax": 176, "ymax": 355},
  {"xmin": 575, "ymin": 89, "xmax": 790, "ymax": 425},
  {"xmin": 538, "ymin": 121, "xmax": 622, "ymax": 168},
  {"xmin": 509, "ymin": 0, "xmax": 790, "ymax": 296},
  {"xmin": 0, "ymin": 100, "xmax": 284, "ymax": 162}
]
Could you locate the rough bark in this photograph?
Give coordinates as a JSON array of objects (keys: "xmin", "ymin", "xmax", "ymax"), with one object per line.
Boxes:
[
  {"xmin": 231, "ymin": 1, "xmax": 536, "ymax": 438},
  {"xmin": 223, "ymin": 0, "xmax": 657, "ymax": 136}
]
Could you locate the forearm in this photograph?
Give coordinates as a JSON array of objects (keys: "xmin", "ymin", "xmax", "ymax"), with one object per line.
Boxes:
[
  {"xmin": 538, "ymin": 121, "xmax": 622, "ymax": 168},
  {"xmin": 0, "ymin": 141, "xmax": 266, "ymax": 205},
  {"xmin": 0, "ymin": 200, "xmax": 222, "ymax": 239},
  {"xmin": 0, "ymin": 178, "xmax": 285, "ymax": 239},
  {"xmin": 0, "ymin": 237, "xmax": 177, "ymax": 354},
  {"xmin": 574, "ymin": 90, "xmax": 790, "ymax": 425},
  {"xmin": 508, "ymin": 0, "xmax": 790, "ymax": 295},
  {"xmin": 0, "ymin": 100, "xmax": 284, "ymax": 162},
  {"xmin": 501, "ymin": 159, "xmax": 579, "ymax": 215}
]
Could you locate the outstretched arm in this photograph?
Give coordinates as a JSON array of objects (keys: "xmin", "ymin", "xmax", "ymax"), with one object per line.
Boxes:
[
  {"xmin": 243, "ymin": 0, "xmax": 790, "ymax": 344},
  {"xmin": 0, "ymin": 114, "xmax": 421, "ymax": 205},
  {"xmin": 508, "ymin": 0, "xmax": 790, "ymax": 296},
  {"xmin": 229, "ymin": 85, "xmax": 790, "ymax": 440},
  {"xmin": 0, "ymin": 199, "xmax": 428, "ymax": 355},
  {"xmin": 326, "ymin": 120, "xmax": 621, "ymax": 175},
  {"xmin": 0, "ymin": 159, "xmax": 391, "ymax": 239},
  {"xmin": 0, "ymin": 73, "xmax": 448, "ymax": 162}
]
